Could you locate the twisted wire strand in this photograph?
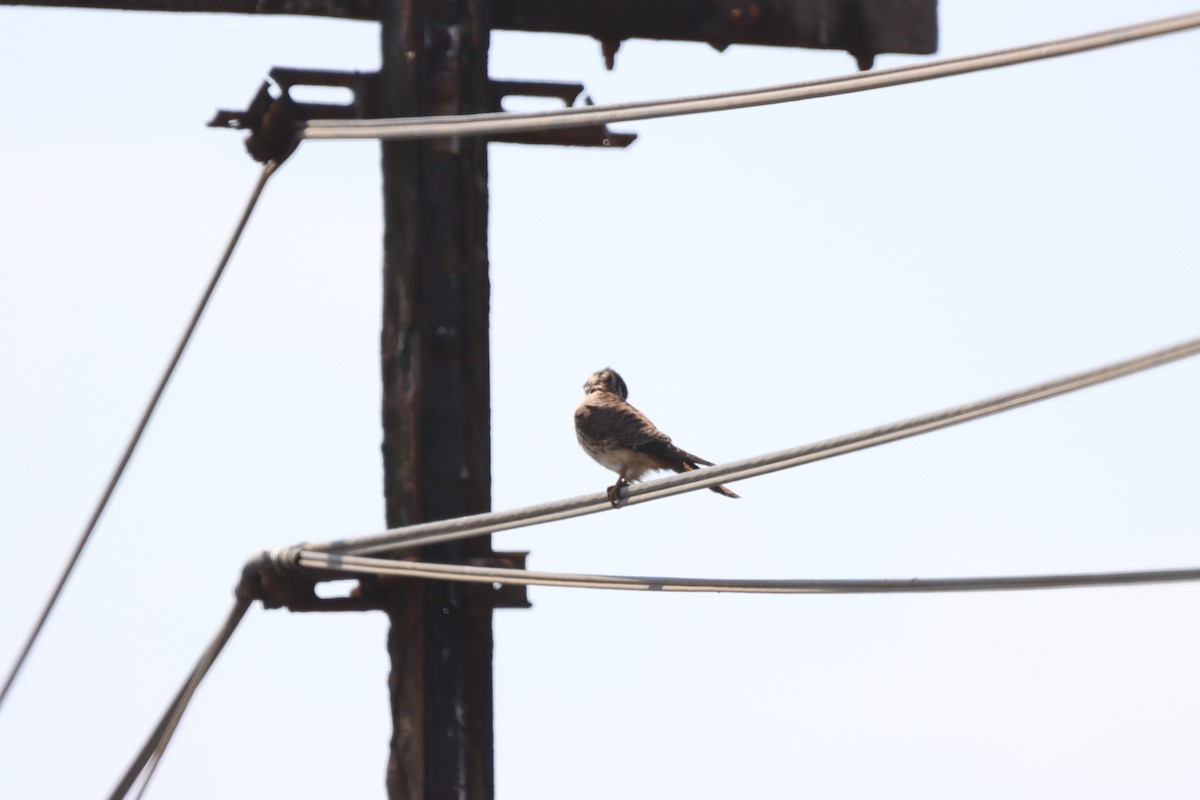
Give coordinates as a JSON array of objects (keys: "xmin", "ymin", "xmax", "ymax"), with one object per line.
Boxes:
[
  {"xmin": 110, "ymin": 599, "xmax": 251, "ymax": 800},
  {"xmin": 305, "ymin": 336, "xmax": 1200, "ymax": 557},
  {"xmin": 0, "ymin": 161, "xmax": 280, "ymax": 713},
  {"xmin": 301, "ymin": 12, "xmax": 1200, "ymax": 142},
  {"xmin": 294, "ymin": 551, "xmax": 1200, "ymax": 595}
]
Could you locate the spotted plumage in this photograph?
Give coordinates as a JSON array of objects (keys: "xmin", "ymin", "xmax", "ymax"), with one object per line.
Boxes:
[{"xmin": 574, "ymin": 367, "xmax": 739, "ymax": 506}]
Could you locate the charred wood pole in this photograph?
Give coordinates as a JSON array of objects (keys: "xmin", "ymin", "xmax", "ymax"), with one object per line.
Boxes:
[
  {"xmin": 4, "ymin": 1, "xmax": 938, "ymax": 798},
  {"xmin": 378, "ymin": 0, "xmax": 497, "ymax": 797}
]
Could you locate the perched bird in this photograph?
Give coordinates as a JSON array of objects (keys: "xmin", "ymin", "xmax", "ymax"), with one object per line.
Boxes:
[{"xmin": 574, "ymin": 367, "xmax": 739, "ymax": 506}]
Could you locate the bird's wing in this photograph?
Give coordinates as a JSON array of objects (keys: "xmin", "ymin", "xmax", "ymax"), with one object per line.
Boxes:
[
  {"xmin": 634, "ymin": 438, "xmax": 711, "ymax": 469},
  {"xmin": 577, "ymin": 393, "xmax": 718, "ymax": 470},
  {"xmin": 576, "ymin": 393, "xmax": 672, "ymax": 451}
]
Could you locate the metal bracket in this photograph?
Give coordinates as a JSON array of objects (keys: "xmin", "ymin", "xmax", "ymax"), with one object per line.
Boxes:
[
  {"xmin": 470, "ymin": 550, "xmax": 533, "ymax": 609},
  {"xmin": 210, "ymin": 68, "xmax": 635, "ymax": 160},
  {"xmin": 268, "ymin": 66, "xmax": 381, "ymax": 120},
  {"xmin": 351, "ymin": 549, "xmax": 532, "ymax": 610},
  {"xmin": 488, "ymin": 80, "xmax": 636, "ymax": 148},
  {"xmin": 208, "ymin": 80, "xmax": 297, "ymax": 164},
  {"xmin": 240, "ymin": 547, "xmax": 532, "ymax": 613},
  {"xmin": 208, "ymin": 67, "xmax": 379, "ymax": 163},
  {"xmin": 239, "ymin": 550, "xmax": 386, "ymax": 612}
]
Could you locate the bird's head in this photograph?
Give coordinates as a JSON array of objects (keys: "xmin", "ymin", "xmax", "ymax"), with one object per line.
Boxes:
[{"xmin": 583, "ymin": 368, "xmax": 628, "ymax": 400}]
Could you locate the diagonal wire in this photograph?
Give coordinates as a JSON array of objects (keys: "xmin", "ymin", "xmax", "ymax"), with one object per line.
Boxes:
[
  {"xmin": 109, "ymin": 598, "xmax": 251, "ymax": 800},
  {"xmin": 0, "ymin": 161, "xmax": 280, "ymax": 713},
  {"xmin": 302, "ymin": 335, "xmax": 1200, "ymax": 557},
  {"xmin": 295, "ymin": 551, "xmax": 1200, "ymax": 595},
  {"xmin": 301, "ymin": 11, "xmax": 1200, "ymax": 142},
  {"xmin": 125, "ymin": 330, "xmax": 1200, "ymax": 792}
]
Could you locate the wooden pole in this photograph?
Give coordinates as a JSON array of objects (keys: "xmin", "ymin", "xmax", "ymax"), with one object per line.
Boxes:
[{"xmin": 378, "ymin": 0, "xmax": 496, "ymax": 797}]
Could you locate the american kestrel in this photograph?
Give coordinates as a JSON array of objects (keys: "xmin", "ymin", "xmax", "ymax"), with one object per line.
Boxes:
[{"xmin": 575, "ymin": 367, "xmax": 739, "ymax": 506}]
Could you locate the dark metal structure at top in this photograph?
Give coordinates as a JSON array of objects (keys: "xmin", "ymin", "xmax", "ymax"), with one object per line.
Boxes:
[
  {"xmin": 494, "ymin": 0, "xmax": 938, "ymax": 69},
  {"xmin": 15, "ymin": 0, "xmax": 936, "ymax": 68}
]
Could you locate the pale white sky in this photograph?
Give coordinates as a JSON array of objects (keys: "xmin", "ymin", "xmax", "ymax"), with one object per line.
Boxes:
[{"xmin": 2, "ymin": 2, "xmax": 1200, "ymax": 798}]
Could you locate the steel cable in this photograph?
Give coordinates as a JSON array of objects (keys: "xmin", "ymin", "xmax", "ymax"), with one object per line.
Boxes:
[
  {"xmin": 304, "ymin": 335, "xmax": 1200, "ymax": 557},
  {"xmin": 0, "ymin": 161, "xmax": 280, "ymax": 713},
  {"xmin": 301, "ymin": 12, "xmax": 1200, "ymax": 142},
  {"xmin": 68, "ymin": 11, "xmax": 1200, "ymax": 786},
  {"xmin": 294, "ymin": 551, "xmax": 1200, "ymax": 595},
  {"xmin": 109, "ymin": 599, "xmax": 252, "ymax": 800}
]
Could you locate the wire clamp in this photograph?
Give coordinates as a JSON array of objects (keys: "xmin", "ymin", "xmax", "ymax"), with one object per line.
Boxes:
[
  {"xmin": 209, "ymin": 67, "xmax": 380, "ymax": 163},
  {"xmin": 211, "ymin": 68, "xmax": 636, "ymax": 157}
]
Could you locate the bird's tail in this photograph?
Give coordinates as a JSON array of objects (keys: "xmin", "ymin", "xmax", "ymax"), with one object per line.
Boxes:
[
  {"xmin": 707, "ymin": 482, "xmax": 740, "ymax": 499},
  {"xmin": 670, "ymin": 448, "xmax": 739, "ymax": 499}
]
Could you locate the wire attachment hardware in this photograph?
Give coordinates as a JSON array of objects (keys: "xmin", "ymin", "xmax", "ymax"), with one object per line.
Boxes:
[
  {"xmin": 470, "ymin": 551, "xmax": 533, "ymax": 608},
  {"xmin": 212, "ymin": 68, "xmax": 635, "ymax": 158},
  {"xmin": 489, "ymin": 80, "xmax": 636, "ymax": 147},
  {"xmin": 240, "ymin": 547, "xmax": 532, "ymax": 612},
  {"xmin": 209, "ymin": 67, "xmax": 380, "ymax": 163}
]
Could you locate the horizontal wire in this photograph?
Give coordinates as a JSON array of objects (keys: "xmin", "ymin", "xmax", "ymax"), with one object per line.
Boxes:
[
  {"xmin": 305, "ymin": 335, "xmax": 1200, "ymax": 557},
  {"xmin": 301, "ymin": 11, "xmax": 1200, "ymax": 142},
  {"xmin": 0, "ymin": 161, "xmax": 280, "ymax": 714},
  {"xmin": 72, "ymin": 14, "xmax": 1200, "ymax": 794},
  {"xmin": 295, "ymin": 551, "xmax": 1200, "ymax": 595}
]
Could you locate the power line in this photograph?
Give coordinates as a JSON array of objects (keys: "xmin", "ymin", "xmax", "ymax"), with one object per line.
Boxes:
[
  {"xmin": 109, "ymin": 331, "xmax": 1200, "ymax": 796},
  {"xmin": 293, "ymin": 551, "xmax": 1200, "ymax": 595},
  {"xmin": 110, "ymin": 599, "xmax": 252, "ymax": 800},
  {"xmin": 304, "ymin": 335, "xmax": 1200, "ymax": 558},
  {"xmin": 0, "ymin": 161, "xmax": 280, "ymax": 713},
  {"xmin": 300, "ymin": 11, "xmax": 1200, "ymax": 142},
  {"xmin": 112, "ymin": 553, "xmax": 1200, "ymax": 800},
  {"xmin": 48, "ymin": 10, "xmax": 1200, "ymax": 790}
]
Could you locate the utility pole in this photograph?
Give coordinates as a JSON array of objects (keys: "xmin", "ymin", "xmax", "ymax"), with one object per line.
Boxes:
[
  {"xmin": 376, "ymin": 0, "xmax": 497, "ymax": 795},
  {"xmin": 6, "ymin": 1, "xmax": 937, "ymax": 797}
]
